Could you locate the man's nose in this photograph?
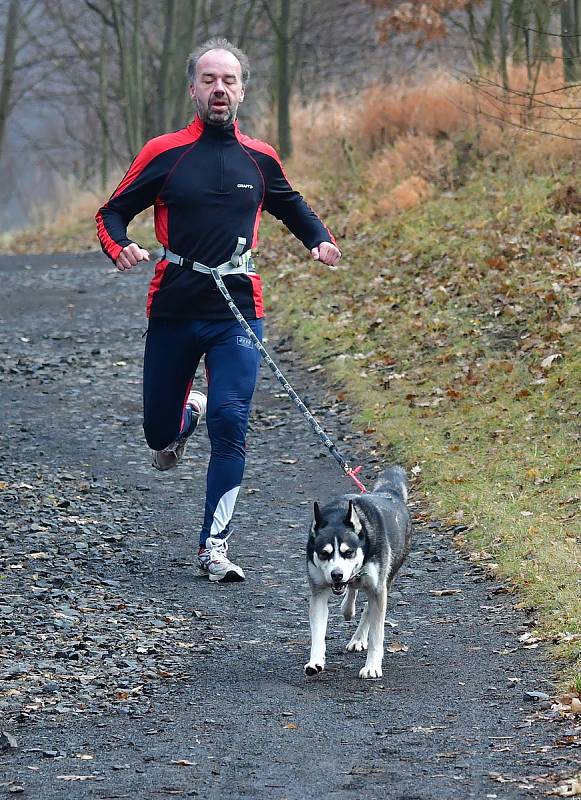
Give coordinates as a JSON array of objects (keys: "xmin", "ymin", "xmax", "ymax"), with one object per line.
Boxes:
[{"xmin": 331, "ymin": 569, "xmax": 343, "ymax": 582}]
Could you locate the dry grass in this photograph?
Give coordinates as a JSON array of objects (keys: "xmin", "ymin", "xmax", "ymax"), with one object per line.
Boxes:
[
  {"xmin": 0, "ymin": 174, "xmax": 155, "ymax": 256},
  {"xmin": 286, "ymin": 61, "xmax": 581, "ymax": 221}
]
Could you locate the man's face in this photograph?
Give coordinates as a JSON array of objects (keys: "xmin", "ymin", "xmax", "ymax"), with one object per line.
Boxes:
[{"xmin": 189, "ymin": 49, "xmax": 245, "ymax": 126}]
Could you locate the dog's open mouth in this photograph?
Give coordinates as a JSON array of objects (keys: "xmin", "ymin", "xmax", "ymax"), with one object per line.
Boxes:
[{"xmin": 331, "ymin": 582, "xmax": 347, "ymax": 596}]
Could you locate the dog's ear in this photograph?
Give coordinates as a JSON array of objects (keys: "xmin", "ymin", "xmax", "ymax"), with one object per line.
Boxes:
[
  {"xmin": 344, "ymin": 500, "xmax": 363, "ymax": 536},
  {"xmin": 313, "ymin": 501, "xmax": 324, "ymax": 530}
]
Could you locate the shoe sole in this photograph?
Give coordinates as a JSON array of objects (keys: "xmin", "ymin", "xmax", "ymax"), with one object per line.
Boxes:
[
  {"xmin": 152, "ymin": 441, "xmax": 187, "ymax": 471},
  {"xmin": 208, "ymin": 570, "xmax": 245, "ymax": 583}
]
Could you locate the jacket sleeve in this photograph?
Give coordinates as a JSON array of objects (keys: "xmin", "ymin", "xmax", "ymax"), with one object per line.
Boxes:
[
  {"xmin": 259, "ymin": 147, "xmax": 338, "ymax": 252},
  {"xmin": 95, "ymin": 139, "xmax": 169, "ymax": 263}
]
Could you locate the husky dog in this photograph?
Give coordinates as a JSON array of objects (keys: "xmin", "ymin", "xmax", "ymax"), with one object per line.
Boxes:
[{"xmin": 304, "ymin": 466, "xmax": 412, "ymax": 679}]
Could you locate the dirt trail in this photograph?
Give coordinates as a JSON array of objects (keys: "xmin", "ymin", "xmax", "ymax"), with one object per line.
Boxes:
[{"xmin": 0, "ymin": 253, "xmax": 577, "ymax": 799}]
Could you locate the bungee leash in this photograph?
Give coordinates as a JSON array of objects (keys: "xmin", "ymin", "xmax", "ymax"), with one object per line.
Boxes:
[
  {"xmin": 208, "ymin": 266, "xmax": 368, "ymax": 494},
  {"xmin": 150, "ymin": 240, "xmax": 367, "ymax": 492}
]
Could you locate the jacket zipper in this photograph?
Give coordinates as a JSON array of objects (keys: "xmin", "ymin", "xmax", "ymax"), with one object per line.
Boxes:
[{"xmin": 218, "ymin": 141, "xmax": 224, "ymax": 192}]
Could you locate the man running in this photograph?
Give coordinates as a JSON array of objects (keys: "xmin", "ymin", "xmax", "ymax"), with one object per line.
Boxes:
[{"xmin": 96, "ymin": 38, "xmax": 341, "ymax": 583}]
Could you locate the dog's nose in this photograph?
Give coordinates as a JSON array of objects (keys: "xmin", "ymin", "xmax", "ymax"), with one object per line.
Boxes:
[{"xmin": 331, "ymin": 569, "xmax": 343, "ymax": 582}]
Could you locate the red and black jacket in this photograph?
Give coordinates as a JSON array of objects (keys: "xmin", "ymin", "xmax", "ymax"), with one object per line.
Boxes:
[{"xmin": 96, "ymin": 116, "xmax": 337, "ymax": 319}]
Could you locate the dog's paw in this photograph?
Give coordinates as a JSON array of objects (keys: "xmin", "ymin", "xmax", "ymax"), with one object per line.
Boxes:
[
  {"xmin": 347, "ymin": 637, "xmax": 368, "ymax": 652},
  {"xmin": 304, "ymin": 661, "xmax": 325, "ymax": 676},
  {"xmin": 359, "ymin": 663, "xmax": 383, "ymax": 679}
]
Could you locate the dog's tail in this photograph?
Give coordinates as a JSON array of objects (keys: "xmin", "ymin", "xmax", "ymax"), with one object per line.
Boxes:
[{"xmin": 372, "ymin": 465, "xmax": 408, "ymax": 503}]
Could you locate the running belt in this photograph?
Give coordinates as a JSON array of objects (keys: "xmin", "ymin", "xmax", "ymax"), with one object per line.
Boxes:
[{"xmin": 151, "ymin": 237, "xmax": 254, "ymax": 276}]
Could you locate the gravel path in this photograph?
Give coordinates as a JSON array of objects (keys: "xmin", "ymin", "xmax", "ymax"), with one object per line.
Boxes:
[{"xmin": 0, "ymin": 253, "xmax": 578, "ymax": 799}]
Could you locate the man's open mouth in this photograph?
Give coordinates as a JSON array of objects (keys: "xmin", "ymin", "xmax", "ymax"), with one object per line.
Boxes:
[{"xmin": 331, "ymin": 582, "xmax": 347, "ymax": 596}]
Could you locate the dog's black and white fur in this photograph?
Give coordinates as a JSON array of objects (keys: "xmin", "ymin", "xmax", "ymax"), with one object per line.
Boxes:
[{"xmin": 305, "ymin": 466, "xmax": 412, "ymax": 679}]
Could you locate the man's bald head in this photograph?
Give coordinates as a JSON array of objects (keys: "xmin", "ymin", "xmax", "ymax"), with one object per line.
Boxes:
[{"xmin": 186, "ymin": 38, "xmax": 250, "ymax": 87}]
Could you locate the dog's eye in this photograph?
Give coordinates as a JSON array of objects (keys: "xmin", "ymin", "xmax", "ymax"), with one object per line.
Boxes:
[
  {"xmin": 343, "ymin": 550, "xmax": 354, "ymax": 558},
  {"xmin": 318, "ymin": 550, "xmax": 331, "ymax": 560}
]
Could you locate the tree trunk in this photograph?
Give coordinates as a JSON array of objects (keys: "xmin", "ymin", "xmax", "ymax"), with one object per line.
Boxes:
[
  {"xmin": 277, "ymin": 0, "xmax": 291, "ymax": 159},
  {"xmin": 110, "ymin": 0, "xmax": 145, "ymax": 155},
  {"xmin": 481, "ymin": 0, "xmax": 499, "ymax": 65},
  {"xmin": 170, "ymin": 0, "xmax": 199, "ymax": 130},
  {"xmin": 131, "ymin": 0, "xmax": 144, "ymax": 145},
  {"xmin": 99, "ymin": 21, "xmax": 109, "ymax": 191},
  {"xmin": 497, "ymin": 0, "xmax": 509, "ymax": 90},
  {"xmin": 576, "ymin": 0, "xmax": 581, "ymax": 55},
  {"xmin": 561, "ymin": 0, "xmax": 577, "ymax": 83},
  {"xmin": 0, "ymin": 0, "xmax": 19, "ymax": 161},
  {"xmin": 533, "ymin": 0, "xmax": 551, "ymax": 64},
  {"xmin": 238, "ymin": 0, "xmax": 259, "ymax": 48},
  {"xmin": 511, "ymin": 0, "xmax": 524, "ymax": 64},
  {"xmin": 158, "ymin": 0, "xmax": 177, "ymax": 133}
]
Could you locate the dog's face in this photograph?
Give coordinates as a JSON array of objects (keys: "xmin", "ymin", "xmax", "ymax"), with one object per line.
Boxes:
[{"xmin": 308, "ymin": 500, "xmax": 365, "ymax": 596}]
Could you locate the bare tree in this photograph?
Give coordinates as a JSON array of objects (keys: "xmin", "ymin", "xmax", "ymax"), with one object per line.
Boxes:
[
  {"xmin": 0, "ymin": 0, "xmax": 19, "ymax": 160},
  {"xmin": 561, "ymin": 0, "xmax": 578, "ymax": 83}
]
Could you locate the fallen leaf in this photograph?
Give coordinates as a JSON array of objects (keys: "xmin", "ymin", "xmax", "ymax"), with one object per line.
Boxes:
[
  {"xmin": 56, "ymin": 775, "xmax": 100, "ymax": 781},
  {"xmin": 0, "ymin": 732, "xmax": 18, "ymax": 750},
  {"xmin": 171, "ymin": 759, "xmax": 195, "ymax": 767},
  {"xmin": 518, "ymin": 632, "xmax": 542, "ymax": 644},
  {"xmin": 571, "ymin": 698, "xmax": 581, "ymax": 714},
  {"xmin": 283, "ymin": 723, "xmax": 298, "ymax": 729},
  {"xmin": 430, "ymin": 589, "xmax": 462, "ymax": 596},
  {"xmin": 386, "ymin": 641, "xmax": 409, "ymax": 653},
  {"xmin": 546, "ymin": 774, "xmax": 581, "ymax": 796},
  {"xmin": 541, "ymin": 353, "xmax": 562, "ymax": 369}
]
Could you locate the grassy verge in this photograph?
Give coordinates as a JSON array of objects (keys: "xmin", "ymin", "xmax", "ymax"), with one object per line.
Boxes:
[{"xmin": 261, "ymin": 159, "xmax": 580, "ymax": 681}]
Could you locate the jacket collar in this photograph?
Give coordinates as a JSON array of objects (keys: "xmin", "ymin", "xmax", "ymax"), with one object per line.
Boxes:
[{"xmin": 187, "ymin": 115, "xmax": 239, "ymax": 139}]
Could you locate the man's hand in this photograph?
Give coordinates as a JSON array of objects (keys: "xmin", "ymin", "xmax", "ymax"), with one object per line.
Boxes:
[
  {"xmin": 311, "ymin": 241, "xmax": 341, "ymax": 267},
  {"xmin": 116, "ymin": 243, "xmax": 150, "ymax": 272}
]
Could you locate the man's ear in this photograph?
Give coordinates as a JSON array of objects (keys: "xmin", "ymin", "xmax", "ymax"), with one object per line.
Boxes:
[{"xmin": 189, "ymin": 84, "xmax": 196, "ymax": 101}]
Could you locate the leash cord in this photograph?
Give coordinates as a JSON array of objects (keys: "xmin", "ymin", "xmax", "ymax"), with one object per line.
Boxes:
[{"xmin": 209, "ymin": 268, "xmax": 367, "ymax": 493}]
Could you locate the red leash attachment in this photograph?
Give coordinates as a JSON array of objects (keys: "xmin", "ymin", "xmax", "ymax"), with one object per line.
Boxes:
[{"xmin": 346, "ymin": 465, "xmax": 367, "ymax": 493}]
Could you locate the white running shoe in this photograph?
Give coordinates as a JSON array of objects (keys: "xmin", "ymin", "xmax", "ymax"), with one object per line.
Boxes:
[
  {"xmin": 198, "ymin": 536, "xmax": 245, "ymax": 582},
  {"xmin": 152, "ymin": 390, "xmax": 207, "ymax": 471}
]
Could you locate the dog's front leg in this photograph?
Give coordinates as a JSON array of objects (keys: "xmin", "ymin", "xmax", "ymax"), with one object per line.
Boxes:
[
  {"xmin": 341, "ymin": 586, "xmax": 358, "ymax": 620},
  {"xmin": 304, "ymin": 589, "xmax": 330, "ymax": 676},
  {"xmin": 359, "ymin": 585, "xmax": 387, "ymax": 679},
  {"xmin": 347, "ymin": 601, "xmax": 369, "ymax": 652}
]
